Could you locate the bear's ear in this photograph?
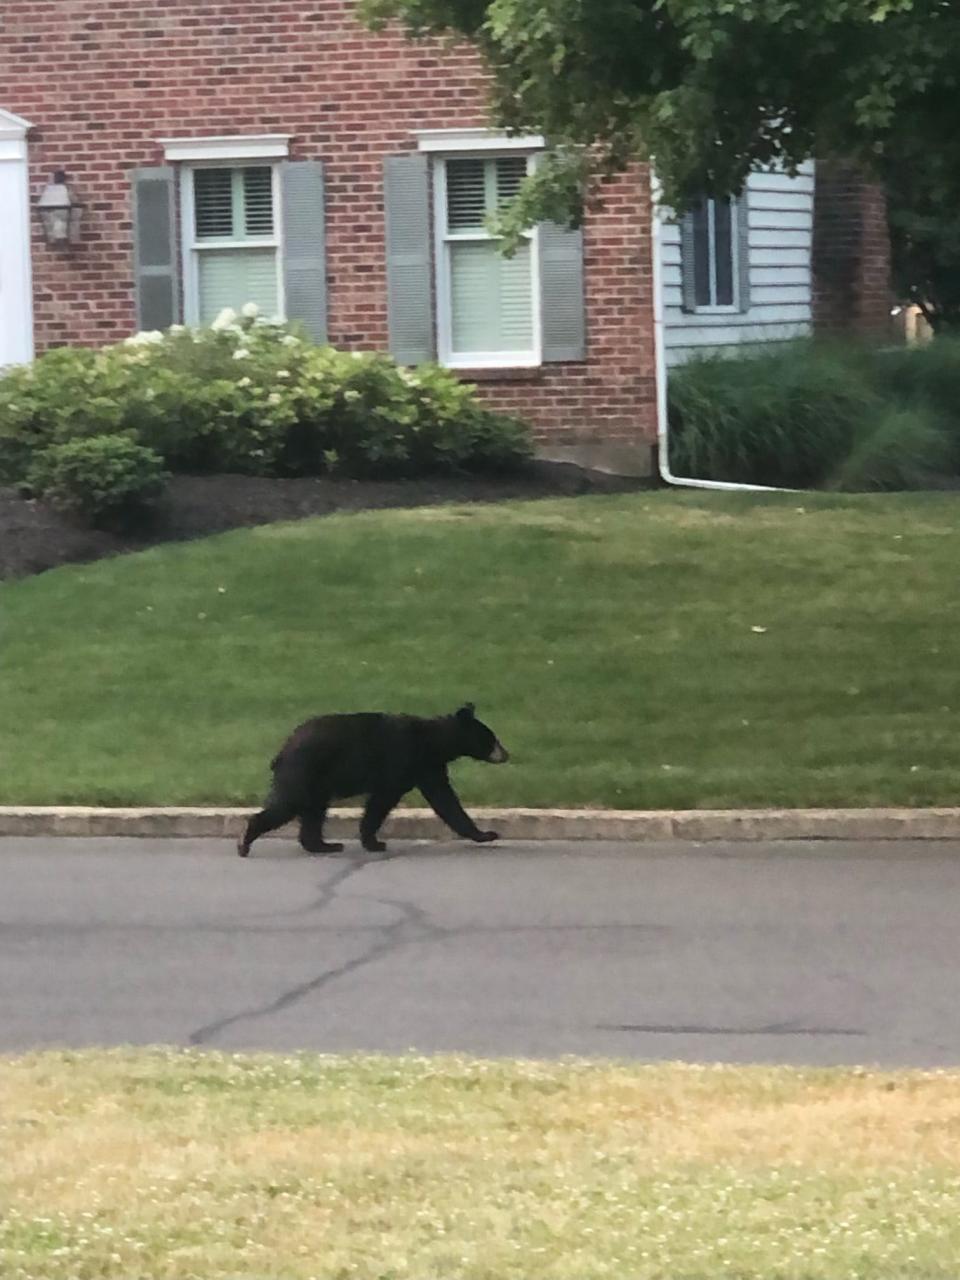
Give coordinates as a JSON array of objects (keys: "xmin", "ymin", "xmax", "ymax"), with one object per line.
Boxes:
[{"xmin": 456, "ymin": 702, "xmax": 476, "ymax": 721}]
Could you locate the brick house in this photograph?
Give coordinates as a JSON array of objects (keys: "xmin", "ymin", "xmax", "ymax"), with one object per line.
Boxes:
[{"xmin": 1, "ymin": 1, "xmax": 890, "ymax": 478}]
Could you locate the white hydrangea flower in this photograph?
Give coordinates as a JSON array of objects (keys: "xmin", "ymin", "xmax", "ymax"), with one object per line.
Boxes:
[
  {"xmin": 281, "ymin": 334, "xmax": 300, "ymax": 347},
  {"xmin": 237, "ymin": 376, "xmax": 252, "ymax": 388},
  {"xmin": 233, "ymin": 348, "xmax": 251, "ymax": 360},
  {"xmin": 267, "ymin": 392, "xmax": 283, "ymax": 405},
  {"xmin": 399, "ymin": 368, "xmax": 421, "ymax": 387},
  {"xmin": 124, "ymin": 330, "xmax": 165, "ymax": 347},
  {"xmin": 211, "ymin": 307, "xmax": 238, "ymax": 331},
  {"xmin": 241, "ymin": 301, "xmax": 260, "ymax": 319},
  {"xmin": 351, "ymin": 350, "xmax": 365, "ymax": 359},
  {"xmin": 168, "ymin": 324, "xmax": 186, "ymax": 335},
  {"xmin": 343, "ymin": 389, "xmax": 361, "ymax": 403},
  {"xmin": 276, "ymin": 369, "xmax": 290, "ymax": 379}
]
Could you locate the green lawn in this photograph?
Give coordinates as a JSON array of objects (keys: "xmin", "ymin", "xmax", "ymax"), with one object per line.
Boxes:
[
  {"xmin": 3, "ymin": 1049, "xmax": 960, "ymax": 1280},
  {"xmin": 3, "ymin": 490, "xmax": 960, "ymax": 808}
]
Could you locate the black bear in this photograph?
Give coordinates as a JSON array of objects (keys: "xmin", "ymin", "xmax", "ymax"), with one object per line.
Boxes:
[{"xmin": 238, "ymin": 703, "xmax": 509, "ymax": 857}]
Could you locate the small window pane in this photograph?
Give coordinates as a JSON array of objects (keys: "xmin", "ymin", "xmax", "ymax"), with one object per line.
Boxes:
[
  {"xmin": 446, "ymin": 158, "xmax": 487, "ymax": 232},
  {"xmin": 450, "ymin": 240, "xmax": 533, "ymax": 354},
  {"xmin": 197, "ymin": 248, "xmax": 278, "ymax": 324},
  {"xmin": 714, "ymin": 197, "xmax": 734, "ymax": 306},
  {"xmin": 194, "ymin": 169, "xmax": 234, "ymax": 239},
  {"xmin": 498, "ymin": 241, "xmax": 534, "ymax": 346},
  {"xmin": 692, "ymin": 201, "xmax": 711, "ymax": 307},
  {"xmin": 496, "ymin": 155, "xmax": 527, "ymax": 207},
  {"xmin": 243, "ymin": 167, "xmax": 274, "ymax": 236}
]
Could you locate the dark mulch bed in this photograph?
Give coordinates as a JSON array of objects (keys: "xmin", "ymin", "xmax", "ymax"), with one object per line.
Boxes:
[{"xmin": 0, "ymin": 462, "xmax": 647, "ymax": 581}]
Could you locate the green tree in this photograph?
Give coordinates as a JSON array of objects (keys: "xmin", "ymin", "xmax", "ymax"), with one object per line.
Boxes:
[
  {"xmin": 362, "ymin": 0, "xmax": 960, "ymax": 326},
  {"xmin": 885, "ymin": 97, "xmax": 960, "ymax": 332}
]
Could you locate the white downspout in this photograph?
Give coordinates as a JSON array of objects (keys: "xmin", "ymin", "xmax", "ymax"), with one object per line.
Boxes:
[{"xmin": 650, "ymin": 172, "xmax": 791, "ymax": 493}]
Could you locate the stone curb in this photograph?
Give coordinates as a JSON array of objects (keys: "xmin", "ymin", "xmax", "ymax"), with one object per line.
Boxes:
[{"xmin": 4, "ymin": 806, "xmax": 960, "ymax": 842}]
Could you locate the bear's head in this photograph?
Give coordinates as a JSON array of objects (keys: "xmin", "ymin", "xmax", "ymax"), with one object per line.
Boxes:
[{"xmin": 454, "ymin": 703, "xmax": 509, "ymax": 764}]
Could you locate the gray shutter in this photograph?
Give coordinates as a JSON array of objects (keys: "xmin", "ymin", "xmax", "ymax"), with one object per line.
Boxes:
[
  {"xmin": 132, "ymin": 167, "xmax": 178, "ymax": 331},
  {"xmin": 539, "ymin": 221, "xmax": 585, "ymax": 362},
  {"xmin": 680, "ymin": 210, "xmax": 697, "ymax": 313},
  {"xmin": 384, "ymin": 153, "xmax": 434, "ymax": 365},
  {"xmin": 736, "ymin": 188, "xmax": 751, "ymax": 313},
  {"xmin": 282, "ymin": 160, "xmax": 327, "ymax": 343}
]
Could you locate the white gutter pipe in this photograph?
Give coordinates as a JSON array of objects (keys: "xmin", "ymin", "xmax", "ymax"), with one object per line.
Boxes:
[{"xmin": 650, "ymin": 173, "xmax": 793, "ymax": 493}]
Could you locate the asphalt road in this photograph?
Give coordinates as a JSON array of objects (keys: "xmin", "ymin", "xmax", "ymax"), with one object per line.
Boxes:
[{"xmin": 2, "ymin": 836, "xmax": 959, "ymax": 1067}]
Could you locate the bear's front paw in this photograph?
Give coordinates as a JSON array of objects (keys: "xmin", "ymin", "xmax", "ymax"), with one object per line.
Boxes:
[{"xmin": 474, "ymin": 829, "xmax": 499, "ymax": 843}]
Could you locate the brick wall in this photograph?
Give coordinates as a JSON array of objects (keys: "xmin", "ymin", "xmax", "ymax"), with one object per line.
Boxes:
[
  {"xmin": 5, "ymin": 0, "xmax": 658, "ymax": 455},
  {"xmin": 813, "ymin": 157, "xmax": 892, "ymax": 339}
]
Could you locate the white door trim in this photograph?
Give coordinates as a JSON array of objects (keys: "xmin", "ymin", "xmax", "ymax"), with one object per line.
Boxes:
[{"xmin": 0, "ymin": 108, "xmax": 35, "ymax": 367}]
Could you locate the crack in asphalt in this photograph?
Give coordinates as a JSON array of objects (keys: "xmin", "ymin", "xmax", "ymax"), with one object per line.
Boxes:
[
  {"xmin": 597, "ymin": 1022, "xmax": 866, "ymax": 1037},
  {"xmin": 186, "ymin": 892, "xmax": 672, "ymax": 1046},
  {"xmin": 187, "ymin": 856, "xmax": 425, "ymax": 1047},
  {"xmin": 1, "ymin": 914, "xmax": 671, "ymax": 938},
  {"xmin": 188, "ymin": 921, "xmax": 411, "ymax": 1046},
  {"xmin": 225, "ymin": 852, "xmax": 392, "ymax": 925}
]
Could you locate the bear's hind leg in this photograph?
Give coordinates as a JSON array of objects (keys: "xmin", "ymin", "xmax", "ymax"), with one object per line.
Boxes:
[
  {"xmin": 238, "ymin": 799, "xmax": 298, "ymax": 857},
  {"xmin": 299, "ymin": 802, "xmax": 343, "ymax": 855}
]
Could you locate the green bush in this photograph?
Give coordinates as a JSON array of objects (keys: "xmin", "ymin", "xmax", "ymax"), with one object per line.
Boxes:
[
  {"xmin": 0, "ymin": 310, "xmax": 534, "ymax": 485},
  {"xmin": 827, "ymin": 405, "xmax": 954, "ymax": 492},
  {"xmin": 0, "ymin": 347, "xmax": 101, "ymax": 484},
  {"xmin": 867, "ymin": 336, "xmax": 960, "ymax": 470},
  {"xmin": 26, "ymin": 435, "xmax": 169, "ymax": 530},
  {"xmin": 668, "ymin": 338, "xmax": 960, "ymax": 490}
]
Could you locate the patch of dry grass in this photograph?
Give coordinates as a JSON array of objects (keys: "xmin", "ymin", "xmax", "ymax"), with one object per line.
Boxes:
[{"xmin": 3, "ymin": 1050, "xmax": 960, "ymax": 1278}]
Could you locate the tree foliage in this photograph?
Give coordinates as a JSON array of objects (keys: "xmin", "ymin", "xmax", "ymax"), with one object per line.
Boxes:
[
  {"xmin": 885, "ymin": 93, "xmax": 960, "ymax": 332},
  {"xmin": 361, "ymin": 0, "xmax": 960, "ymax": 322}
]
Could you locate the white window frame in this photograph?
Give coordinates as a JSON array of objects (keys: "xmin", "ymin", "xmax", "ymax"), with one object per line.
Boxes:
[
  {"xmin": 431, "ymin": 151, "xmax": 542, "ymax": 369},
  {"xmin": 160, "ymin": 134, "xmax": 291, "ymax": 162},
  {"xmin": 414, "ymin": 128, "xmax": 545, "ymax": 153},
  {"xmin": 691, "ymin": 196, "xmax": 741, "ymax": 314},
  {"xmin": 179, "ymin": 160, "xmax": 285, "ymax": 326}
]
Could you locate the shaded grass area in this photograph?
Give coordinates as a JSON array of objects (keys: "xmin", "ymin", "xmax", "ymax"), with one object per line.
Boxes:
[
  {"xmin": 3, "ymin": 1049, "xmax": 960, "ymax": 1280},
  {"xmin": 3, "ymin": 490, "xmax": 960, "ymax": 808}
]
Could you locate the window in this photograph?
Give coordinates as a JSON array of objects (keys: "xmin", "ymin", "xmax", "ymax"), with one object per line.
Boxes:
[
  {"xmin": 434, "ymin": 153, "xmax": 540, "ymax": 367},
  {"xmin": 181, "ymin": 165, "xmax": 282, "ymax": 323},
  {"xmin": 689, "ymin": 196, "xmax": 740, "ymax": 310}
]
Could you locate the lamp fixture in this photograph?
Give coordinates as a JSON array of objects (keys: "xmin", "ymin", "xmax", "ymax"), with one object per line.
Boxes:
[{"xmin": 36, "ymin": 170, "xmax": 85, "ymax": 245}]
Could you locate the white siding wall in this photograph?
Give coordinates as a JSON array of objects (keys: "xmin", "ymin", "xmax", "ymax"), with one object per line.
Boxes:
[{"xmin": 660, "ymin": 161, "xmax": 814, "ymax": 367}]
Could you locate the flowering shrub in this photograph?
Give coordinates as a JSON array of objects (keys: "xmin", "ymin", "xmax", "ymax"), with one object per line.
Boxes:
[{"xmin": 0, "ymin": 308, "xmax": 533, "ymax": 487}]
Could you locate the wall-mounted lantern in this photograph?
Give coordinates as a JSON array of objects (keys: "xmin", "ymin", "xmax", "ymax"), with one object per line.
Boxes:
[{"xmin": 36, "ymin": 170, "xmax": 85, "ymax": 245}]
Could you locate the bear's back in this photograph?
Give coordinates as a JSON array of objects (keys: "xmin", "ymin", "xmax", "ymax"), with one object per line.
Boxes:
[{"xmin": 272, "ymin": 711, "xmax": 431, "ymax": 800}]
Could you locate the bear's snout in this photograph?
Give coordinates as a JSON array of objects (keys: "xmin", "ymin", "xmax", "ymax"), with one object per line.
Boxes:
[{"xmin": 488, "ymin": 741, "xmax": 509, "ymax": 764}]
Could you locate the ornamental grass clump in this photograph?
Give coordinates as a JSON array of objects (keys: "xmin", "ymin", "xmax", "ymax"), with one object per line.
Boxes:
[{"xmin": 668, "ymin": 338, "xmax": 960, "ymax": 491}]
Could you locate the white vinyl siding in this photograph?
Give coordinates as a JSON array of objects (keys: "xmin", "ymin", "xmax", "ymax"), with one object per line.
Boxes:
[
  {"xmin": 435, "ymin": 154, "xmax": 540, "ymax": 367},
  {"xmin": 182, "ymin": 164, "xmax": 282, "ymax": 324},
  {"xmin": 661, "ymin": 162, "xmax": 815, "ymax": 366}
]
